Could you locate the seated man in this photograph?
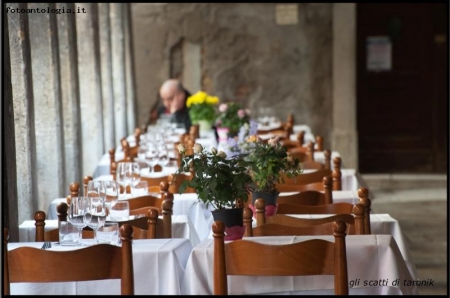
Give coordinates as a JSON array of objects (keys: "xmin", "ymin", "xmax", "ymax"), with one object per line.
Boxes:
[{"xmin": 149, "ymin": 79, "xmax": 192, "ymax": 132}]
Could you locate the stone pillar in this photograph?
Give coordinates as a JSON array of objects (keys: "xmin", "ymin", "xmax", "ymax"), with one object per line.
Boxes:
[
  {"xmin": 28, "ymin": 3, "xmax": 65, "ymax": 213},
  {"xmin": 98, "ymin": 3, "xmax": 116, "ymax": 150},
  {"xmin": 57, "ymin": 3, "xmax": 82, "ymax": 189},
  {"xmin": 8, "ymin": 3, "xmax": 38, "ymax": 228},
  {"xmin": 182, "ymin": 41, "xmax": 202, "ymax": 94},
  {"xmin": 331, "ymin": 3, "xmax": 358, "ymax": 169},
  {"xmin": 124, "ymin": 3, "xmax": 137, "ymax": 132},
  {"xmin": 110, "ymin": 3, "xmax": 127, "ymax": 143},
  {"xmin": 4, "ymin": 8, "xmax": 20, "ymax": 241},
  {"xmin": 76, "ymin": 3, "xmax": 105, "ymax": 176}
]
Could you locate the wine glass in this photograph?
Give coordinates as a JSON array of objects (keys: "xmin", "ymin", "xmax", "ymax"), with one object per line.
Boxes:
[
  {"xmin": 109, "ymin": 201, "xmax": 130, "ymax": 221},
  {"xmin": 86, "ymin": 180, "xmax": 105, "ymax": 198},
  {"xmin": 158, "ymin": 143, "xmax": 169, "ymax": 169},
  {"xmin": 67, "ymin": 197, "xmax": 89, "ymax": 245},
  {"xmin": 102, "ymin": 180, "xmax": 119, "ymax": 219},
  {"xmin": 116, "ymin": 162, "xmax": 141, "ymax": 193},
  {"xmin": 83, "ymin": 197, "xmax": 107, "ymax": 232},
  {"xmin": 145, "ymin": 143, "xmax": 159, "ymax": 173}
]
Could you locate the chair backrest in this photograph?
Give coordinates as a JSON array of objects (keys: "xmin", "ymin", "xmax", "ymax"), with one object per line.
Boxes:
[
  {"xmin": 83, "ymin": 175, "xmax": 93, "ymax": 197},
  {"xmin": 4, "ymin": 225, "xmax": 135, "ymax": 295},
  {"xmin": 244, "ymin": 203, "xmax": 365, "ymax": 236},
  {"xmin": 276, "ymin": 201, "xmax": 354, "ymax": 215},
  {"xmin": 277, "ymin": 161, "xmax": 342, "ymax": 191},
  {"xmin": 357, "ymin": 188, "xmax": 372, "ymax": 234},
  {"xmin": 168, "ymin": 173, "xmax": 195, "ymax": 194},
  {"xmin": 277, "ymin": 176, "xmax": 333, "ymax": 206},
  {"xmin": 212, "ymin": 220, "xmax": 349, "ymax": 295},
  {"xmin": 288, "ymin": 141, "xmax": 315, "ymax": 160},
  {"xmin": 301, "ymin": 149, "xmax": 331, "ymax": 170},
  {"xmin": 121, "ymin": 138, "xmax": 138, "ymax": 160},
  {"xmin": 273, "ymin": 196, "xmax": 370, "ymax": 235}
]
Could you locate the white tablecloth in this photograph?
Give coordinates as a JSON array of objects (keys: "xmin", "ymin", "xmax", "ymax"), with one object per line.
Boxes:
[
  {"xmin": 93, "ymin": 132, "xmax": 218, "ymax": 178},
  {"xmin": 9, "ymin": 238, "xmax": 193, "ymax": 295},
  {"xmin": 181, "ymin": 234, "xmax": 418, "ymax": 295},
  {"xmin": 26, "ymin": 215, "xmax": 200, "ymax": 247},
  {"xmin": 302, "ymin": 168, "xmax": 360, "ymax": 191},
  {"xmin": 47, "ymin": 189, "xmax": 361, "ymax": 245},
  {"xmin": 282, "ymin": 214, "xmax": 416, "ymax": 274}
]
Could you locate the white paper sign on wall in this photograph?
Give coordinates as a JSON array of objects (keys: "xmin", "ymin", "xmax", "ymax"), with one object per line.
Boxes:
[{"xmin": 366, "ymin": 36, "xmax": 392, "ymax": 72}]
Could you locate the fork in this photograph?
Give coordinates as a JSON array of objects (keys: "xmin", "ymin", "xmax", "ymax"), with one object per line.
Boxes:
[{"xmin": 41, "ymin": 242, "xmax": 51, "ymax": 250}]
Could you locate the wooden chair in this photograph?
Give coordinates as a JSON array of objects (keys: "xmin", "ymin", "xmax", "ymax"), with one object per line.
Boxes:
[
  {"xmin": 168, "ymin": 173, "xmax": 196, "ymax": 194},
  {"xmin": 277, "ymin": 162, "xmax": 342, "ymax": 191},
  {"xmin": 276, "ymin": 201, "xmax": 371, "ymax": 229},
  {"xmin": 121, "ymin": 181, "xmax": 174, "ymax": 238},
  {"xmin": 257, "ymin": 120, "xmax": 293, "ymax": 141},
  {"xmin": 299, "ymin": 149, "xmax": 331, "ymax": 170},
  {"xmin": 277, "ymin": 176, "xmax": 333, "ymax": 206},
  {"xmin": 212, "ymin": 220, "xmax": 349, "ymax": 295},
  {"xmin": 283, "ymin": 135, "xmax": 324, "ymax": 153},
  {"xmin": 189, "ymin": 124, "xmax": 200, "ymax": 140},
  {"xmin": 4, "ymin": 225, "xmax": 135, "ymax": 295},
  {"xmin": 246, "ymin": 200, "xmax": 366, "ymax": 236},
  {"xmin": 83, "ymin": 175, "xmax": 93, "ymax": 197},
  {"xmin": 34, "ymin": 208, "xmax": 159, "ymax": 242}
]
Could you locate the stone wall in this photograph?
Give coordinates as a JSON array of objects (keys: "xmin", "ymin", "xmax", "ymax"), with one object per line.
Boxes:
[{"xmin": 131, "ymin": 3, "xmax": 332, "ymax": 148}]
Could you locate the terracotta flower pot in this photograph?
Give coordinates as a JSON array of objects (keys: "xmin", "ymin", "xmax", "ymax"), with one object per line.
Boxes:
[
  {"xmin": 211, "ymin": 208, "xmax": 245, "ymax": 240},
  {"xmin": 249, "ymin": 191, "xmax": 279, "ymax": 218}
]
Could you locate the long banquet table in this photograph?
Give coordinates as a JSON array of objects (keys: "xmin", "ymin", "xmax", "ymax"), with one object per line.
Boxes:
[
  {"xmin": 181, "ymin": 234, "xmax": 419, "ymax": 295},
  {"xmin": 26, "ymin": 215, "xmax": 201, "ymax": 247},
  {"xmin": 48, "ymin": 190, "xmax": 363, "ymax": 243},
  {"xmin": 9, "ymin": 238, "xmax": 193, "ymax": 295}
]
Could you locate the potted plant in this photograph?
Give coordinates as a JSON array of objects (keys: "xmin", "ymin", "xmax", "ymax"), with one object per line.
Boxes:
[
  {"xmin": 214, "ymin": 102, "xmax": 251, "ymax": 142},
  {"xmin": 174, "ymin": 143, "xmax": 253, "ymax": 240},
  {"xmin": 243, "ymin": 135, "xmax": 303, "ymax": 216},
  {"xmin": 186, "ymin": 91, "xmax": 220, "ymax": 132}
]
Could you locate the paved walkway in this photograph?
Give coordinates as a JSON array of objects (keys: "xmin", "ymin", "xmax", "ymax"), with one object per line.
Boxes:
[{"xmin": 362, "ymin": 174, "xmax": 447, "ymax": 295}]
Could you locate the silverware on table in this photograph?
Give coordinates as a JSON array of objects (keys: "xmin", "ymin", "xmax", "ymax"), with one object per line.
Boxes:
[{"xmin": 41, "ymin": 242, "xmax": 51, "ymax": 250}]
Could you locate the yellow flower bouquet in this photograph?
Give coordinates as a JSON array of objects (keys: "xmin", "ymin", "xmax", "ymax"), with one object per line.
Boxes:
[{"xmin": 186, "ymin": 91, "xmax": 220, "ymax": 125}]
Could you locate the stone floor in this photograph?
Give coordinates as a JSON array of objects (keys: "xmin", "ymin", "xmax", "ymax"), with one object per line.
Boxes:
[{"xmin": 362, "ymin": 174, "xmax": 448, "ymax": 295}]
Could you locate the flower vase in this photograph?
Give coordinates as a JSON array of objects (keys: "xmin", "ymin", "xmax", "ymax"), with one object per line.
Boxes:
[
  {"xmin": 211, "ymin": 208, "xmax": 245, "ymax": 241},
  {"xmin": 249, "ymin": 191, "xmax": 279, "ymax": 219},
  {"xmin": 217, "ymin": 127, "xmax": 230, "ymax": 143},
  {"xmin": 197, "ymin": 120, "xmax": 213, "ymax": 133}
]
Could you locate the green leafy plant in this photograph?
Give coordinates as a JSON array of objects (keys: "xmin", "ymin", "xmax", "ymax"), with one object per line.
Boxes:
[
  {"xmin": 215, "ymin": 102, "xmax": 251, "ymax": 135},
  {"xmin": 245, "ymin": 135, "xmax": 303, "ymax": 193},
  {"xmin": 187, "ymin": 91, "xmax": 220, "ymax": 124},
  {"xmin": 174, "ymin": 143, "xmax": 254, "ymax": 210}
]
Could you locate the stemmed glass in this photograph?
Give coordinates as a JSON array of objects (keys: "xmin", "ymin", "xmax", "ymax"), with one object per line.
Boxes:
[
  {"xmin": 102, "ymin": 180, "xmax": 119, "ymax": 220},
  {"xmin": 83, "ymin": 197, "xmax": 107, "ymax": 233},
  {"xmin": 86, "ymin": 180, "xmax": 105, "ymax": 198},
  {"xmin": 145, "ymin": 143, "xmax": 159, "ymax": 173},
  {"xmin": 67, "ymin": 197, "xmax": 89, "ymax": 245},
  {"xmin": 116, "ymin": 162, "xmax": 141, "ymax": 194},
  {"xmin": 158, "ymin": 143, "xmax": 169, "ymax": 169}
]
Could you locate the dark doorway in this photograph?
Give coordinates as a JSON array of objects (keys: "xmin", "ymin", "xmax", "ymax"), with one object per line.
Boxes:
[{"xmin": 357, "ymin": 3, "xmax": 448, "ymax": 173}]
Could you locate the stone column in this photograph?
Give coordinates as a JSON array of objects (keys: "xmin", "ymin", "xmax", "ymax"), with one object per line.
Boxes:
[
  {"xmin": 331, "ymin": 3, "xmax": 358, "ymax": 169},
  {"xmin": 124, "ymin": 3, "xmax": 137, "ymax": 132},
  {"xmin": 28, "ymin": 3, "xmax": 65, "ymax": 213},
  {"xmin": 57, "ymin": 3, "xmax": 82, "ymax": 189},
  {"xmin": 110, "ymin": 3, "xmax": 127, "ymax": 143},
  {"xmin": 98, "ymin": 3, "xmax": 116, "ymax": 151},
  {"xmin": 5, "ymin": 6, "xmax": 22, "ymax": 241},
  {"xmin": 76, "ymin": 3, "xmax": 105, "ymax": 176},
  {"xmin": 182, "ymin": 41, "xmax": 202, "ymax": 94}
]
